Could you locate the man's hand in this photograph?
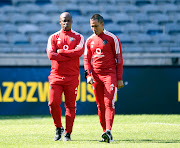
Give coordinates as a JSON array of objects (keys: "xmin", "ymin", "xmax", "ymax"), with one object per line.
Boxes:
[
  {"xmin": 87, "ymin": 76, "xmax": 94, "ymax": 84},
  {"xmin": 56, "ymin": 49, "xmax": 64, "ymax": 53},
  {"xmin": 117, "ymin": 80, "xmax": 124, "ymax": 89}
]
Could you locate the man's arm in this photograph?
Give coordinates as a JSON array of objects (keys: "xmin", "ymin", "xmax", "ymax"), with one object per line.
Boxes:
[
  {"xmin": 46, "ymin": 35, "xmax": 72, "ymax": 61},
  {"xmin": 58, "ymin": 34, "xmax": 85, "ymax": 58},
  {"xmin": 84, "ymin": 39, "xmax": 92, "ymax": 79}
]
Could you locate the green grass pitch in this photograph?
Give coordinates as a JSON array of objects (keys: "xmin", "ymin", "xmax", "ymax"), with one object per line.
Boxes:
[{"xmin": 0, "ymin": 115, "xmax": 180, "ymax": 148}]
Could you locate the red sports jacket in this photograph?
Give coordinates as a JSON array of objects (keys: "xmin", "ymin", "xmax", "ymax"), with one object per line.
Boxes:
[{"xmin": 84, "ymin": 29, "xmax": 123, "ymax": 80}]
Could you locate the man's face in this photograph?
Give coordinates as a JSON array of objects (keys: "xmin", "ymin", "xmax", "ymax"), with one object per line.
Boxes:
[
  {"xmin": 59, "ymin": 15, "xmax": 72, "ymax": 31},
  {"xmin": 90, "ymin": 19, "xmax": 104, "ymax": 35}
]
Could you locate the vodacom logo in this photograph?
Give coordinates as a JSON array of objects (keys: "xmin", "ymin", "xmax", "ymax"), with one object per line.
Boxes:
[
  {"xmin": 63, "ymin": 45, "xmax": 69, "ymax": 50},
  {"xmin": 96, "ymin": 48, "xmax": 101, "ymax": 54}
]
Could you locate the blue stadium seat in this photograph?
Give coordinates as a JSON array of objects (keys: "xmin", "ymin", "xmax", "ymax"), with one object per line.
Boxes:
[
  {"xmin": 41, "ymin": 4, "xmax": 61, "ymax": 15},
  {"xmin": 30, "ymin": 14, "xmax": 51, "ymax": 24},
  {"xmin": 18, "ymin": 24, "xmax": 40, "ymax": 35},
  {"xmin": 144, "ymin": 23, "xmax": 163, "ymax": 35},
  {"xmin": 133, "ymin": 0, "xmax": 152, "ymax": 6},
  {"xmin": 153, "ymin": 34, "xmax": 174, "ymax": 44},
  {"xmin": 115, "ymin": 0, "xmax": 131, "ymax": 5},
  {"xmin": 1, "ymin": 5, "xmax": 21, "ymax": 14},
  {"xmin": 12, "ymin": 0, "xmax": 35, "ymax": 6},
  {"xmin": 100, "ymin": 13, "xmax": 113, "ymax": 24},
  {"xmin": 100, "ymin": 4, "xmax": 120, "ymax": 14},
  {"xmin": 30, "ymin": 34, "xmax": 48, "ymax": 44},
  {"xmin": 73, "ymin": 16, "xmax": 90, "ymax": 25},
  {"xmin": 165, "ymin": 23, "xmax": 180, "ymax": 35},
  {"xmin": 142, "ymin": 4, "xmax": 162, "ymax": 15},
  {"xmin": 2, "ymin": 24, "xmax": 19, "ymax": 35},
  {"xmin": 175, "ymin": 14, "xmax": 180, "ymax": 24},
  {"xmin": 10, "ymin": 14, "xmax": 30, "ymax": 25},
  {"xmin": 35, "ymin": 0, "xmax": 51, "ymax": 5},
  {"xmin": 113, "ymin": 13, "xmax": 132, "ymax": 25},
  {"xmin": 62, "ymin": 4, "xmax": 82, "ymax": 17},
  {"xmin": 104, "ymin": 23, "xmax": 123, "ymax": 35},
  {"xmin": 0, "ymin": 0, "xmax": 12, "ymax": 6},
  {"xmin": 123, "ymin": 23, "xmax": 142, "ymax": 34},
  {"xmin": 0, "ymin": 34, "xmax": 9, "ymax": 44},
  {"xmin": 40, "ymin": 23, "xmax": 60, "ymax": 35},
  {"xmin": 120, "ymin": 5, "xmax": 140, "ymax": 15},
  {"xmin": 9, "ymin": 34, "xmax": 29, "ymax": 45},
  {"xmin": 160, "ymin": 4, "xmax": 180, "ymax": 14},
  {"xmin": 134, "ymin": 33, "xmax": 154, "ymax": 44},
  {"xmin": 0, "ymin": 14, "xmax": 10, "ymax": 25},
  {"xmin": 152, "ymin": 14, "xmax": 173, "ymax": 25},
  {"xmin": 133, "ymin": 13, "xmax": 152, "ymax": 24},
  {"xmin": 153, "ymin": 0, "xmax": 171, "ymax": 5},
  {"xmin": 174, "ymin": 0, "xmax": 180, "ymax": 5},
  {"xmin": 80, "ymin": 4, "xmax": 100, "ymax": 16},
  {"xmin": 19, "ymin": 4, "xmax": 42, "ymax": 15},
  {"xmin": 117, "ymin": 33, "xmax": 134, "ymax": 44}
]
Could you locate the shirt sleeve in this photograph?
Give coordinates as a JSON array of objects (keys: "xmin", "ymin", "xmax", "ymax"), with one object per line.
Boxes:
[
  {"xmin": 58, "ymin": 34, "xmax": 85, "ymax": 58},
  {"xmin": 46, "ymin": 35, "xmax": 72, "ymax": 61},
  {"xmin": 83, "ymin": 39, "xmax": 92, "ymax": 77},
  {"xmin": 112, "ymin": 36, "xmax": 123, "ymax": 80}
]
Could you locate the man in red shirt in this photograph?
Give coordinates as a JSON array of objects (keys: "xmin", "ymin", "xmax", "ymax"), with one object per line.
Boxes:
[
  {"xmin": 47, "ymin": 12, "xmax": 85, "ymax": 141},
  {"xmin": 84, "ymin": 14, "xmax": 123, "ymax": 143}
]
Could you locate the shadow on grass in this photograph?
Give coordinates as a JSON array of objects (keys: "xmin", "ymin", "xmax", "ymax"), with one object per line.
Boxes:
[{"xmin": 0, "ymin": 115, "xmax": 51, "ymax": 120}]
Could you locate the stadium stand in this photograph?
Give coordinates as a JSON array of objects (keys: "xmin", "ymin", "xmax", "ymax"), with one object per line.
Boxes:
[{"xmin": 0, "ymin": 0, "xmax": 180, "ymax": 65}]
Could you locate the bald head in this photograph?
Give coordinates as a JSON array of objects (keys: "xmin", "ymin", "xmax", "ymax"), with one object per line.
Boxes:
[{"xmin": 59, "ymin": 12, "xmax": 73, "ymax": 31}]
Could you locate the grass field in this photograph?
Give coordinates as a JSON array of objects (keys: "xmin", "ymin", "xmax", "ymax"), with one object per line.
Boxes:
[{"xmin": 0, "ymin": 115, "xmax": 180, "ymax": 148}]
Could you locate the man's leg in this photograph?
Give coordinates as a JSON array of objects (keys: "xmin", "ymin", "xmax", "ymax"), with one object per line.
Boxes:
[
  {"xmin": 93, "ymin": 75, "xmax": 106, "ymax": 132},
  {"xmin": 49, "ymin": 84, "xmax": 63, "ymax": 128},
  {"xmin": 64, "ymin": 79, "xmax": 79, "ymax": 135}
]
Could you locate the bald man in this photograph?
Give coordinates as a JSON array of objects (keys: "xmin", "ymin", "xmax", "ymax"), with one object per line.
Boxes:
[{"xmin": 47, "ymin": 12, "xmax": 85, "ymax": 141}]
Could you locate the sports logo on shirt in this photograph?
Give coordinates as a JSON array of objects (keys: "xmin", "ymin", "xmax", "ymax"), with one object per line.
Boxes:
[
  {"xmin": 63, "ymin": 45, "xmax": 69, "ymax": 50},
  {"xmin": 70, "ymin": 37, "xmax": 75, "ymax": 41},
  {"xmin": 91, "ymin": 41, "xmax": 94, "ymax": 48},
  {"xmin": 96, "ymin": 48, "xmax": 101, "ymax": 54},
  {"xmin": 103, "ymin": 40, "xmax": 107, "ymax": 45}
]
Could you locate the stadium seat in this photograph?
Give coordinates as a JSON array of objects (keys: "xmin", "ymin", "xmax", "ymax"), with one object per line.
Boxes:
[
  {"xmin": 123, "ymin": 23, "xmax": 142, "ymax": 34},
  {"xmin": 117, "ymin": 33, "xmax": 134, "ymax": 44},
  {"xmin": 133, "ymin": 0, "xmax": 152, "ymax": 6},
  {"xmin": 12, "ymin": 0, "xmax": 35, "ymax": 6},
  {"xmin": 30, "ymin": 14, "xmax": 51, "ymax": 24},
  {"xmin": 165, "ymin": 23, "xmax": 180, "ymax": 35},
  {"xmin": 133, "ymin": 13, "xmax": 152, "ymax": 24},
  {"xmin": 80, "ymin": 4, "xmax": 100, "ymax": 16},
  {"xmin": 153, "ymin": 0, "xmax": 171, "ymax": 5},
  {"xmin": 174, "ymin": 0, "xmax": 180, "ymax": 4},
  {"xmin": 120, "ymin": 5, "xmax": 140, "ymax": 15},
  {"xmin": 35, "ymin": 0, "xmax": 51, "ymax": 5},
  {"xmin": 115, "ymin": 0, "xmax": 132, "ymax": 5},
  {"xmin": 100, "ymin": 4, "xmax": 120, "ymax": 14},
  {"xmin": 41, "ymin": 4, "xmax": 61, "ymax": 15},
  {"xmin": 152, "ymin": 14, "xmax": 173, "ymax": 25},
  {"xmin": 1, "ymin": 5, "xmax": 21, "ymax": 14},
  {"xmin": 0, "ymin": 14, "xmax": 10, "ymax": 25},
  {"xmin": 9, "ymin": 34, "xmax": 30, "ymax": 45},
  {"xmin": 104, "ymin": 23, "xmax": 123, "ymax": 35},
  {"xmin": 10, "ymin": 14, "xmax": 30, "ymax": 25},
  {"xmin": 2, "ymin": 24, "xmax": 19, "ymax": 35},
  {"xmin": 141, "ymin": 4, "xmax": 162, "ymax": 15},
  {"xmin": 174, "ymin": 14, "xmax": 180, "ymax": 24},
  {"xmin": 73, "ymin": 0, "xmax": 92, "ymax": 5},
  {"xmin": 40, "ymin": 23, "xmax": 60, "ymax": 35},
  {"xmin": 0, "ymin": 34, "xmax": 9, "ymax": 44},
  {"xmin": 144, "ymin": 23, "xmax": 163, "ymax": 35},
  {"xmin": 73, "ymin": 16, "xmax": 90, "ymax": 25},
  {"xmin": 62, "ymin": 4, "xmax": 82, "ymax": 17},
  {"xmin": 153, "ymin": 34, "xmax": 174, "ymax": 44},
  {"xmin": 98, "ymin": 13, "xmax": 113, "ymax": 24},
  {"xmin": 30, "ymin": 34, "xmax": 48, "ymax": 45},
  {"xmin": 133, "ymin": 33, "xmax": 154, "ymax": 44},
  {"xmin": 160, "ymin": 4, "xmax": 180, "ymax": 14},
  {"xmin": 18, "ymin": 24, "xmax": 40, "ymax": 35},
  {"xmin": 19, "ymin": 4, "xmax": 42, "ymax": 15},
  {"xmin": 113, "ymin": 13, "xmax": 132, "ymax": 25},
  {"xmin": 0, "ymin": 0, "xmax": 12, "ymax": 6}
]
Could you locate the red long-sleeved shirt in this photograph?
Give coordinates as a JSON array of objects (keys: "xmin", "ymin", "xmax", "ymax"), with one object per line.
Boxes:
[
  {"xmin": 47, "ymin": 29, "xmax": 85, "ymax": 78},
  {"xmin": 84, "ymin": 29, "xmax": 123, "ymax": 80}
]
